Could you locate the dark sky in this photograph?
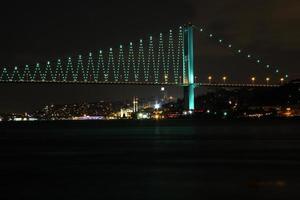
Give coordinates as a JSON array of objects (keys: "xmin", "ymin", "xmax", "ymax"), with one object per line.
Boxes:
[{"xmin": 0, "ymin": 0, "xmax": 299, "ymax": 112}]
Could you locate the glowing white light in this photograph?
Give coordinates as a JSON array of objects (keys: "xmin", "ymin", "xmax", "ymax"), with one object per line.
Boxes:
[
  {"xmin": 138, "ymin": 113, "xmax": 144, "ymax": 119},
  {"xmin": 154, "ymin": 103, "xmax": 160, "ymax": 110},
  {"xmin": 161, "ymin": 87, "xmax": 165, "ymax": 91}
]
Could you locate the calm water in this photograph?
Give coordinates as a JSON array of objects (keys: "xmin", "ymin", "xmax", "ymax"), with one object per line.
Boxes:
[{"xmin": 1, "ymin": 119, "xmax": 300, "ymax": 199}]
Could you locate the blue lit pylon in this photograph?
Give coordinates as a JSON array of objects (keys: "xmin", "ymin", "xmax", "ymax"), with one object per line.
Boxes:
[{"xmin": 183, "ymin": 23, "xmax": 195, "ymax": 111}]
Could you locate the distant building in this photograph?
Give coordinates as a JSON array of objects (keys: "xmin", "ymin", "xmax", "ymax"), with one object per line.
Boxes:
[
  {"xmin": 133, "ymin": 97, "xmax": 139, "ymax": 113},
  {"xmin": 277, "ymin": 106, "xmax": 300, "ymax": 117},
  {"xmin": 119, "ymin": 108, "xmax": 134, "ymax": 119}
]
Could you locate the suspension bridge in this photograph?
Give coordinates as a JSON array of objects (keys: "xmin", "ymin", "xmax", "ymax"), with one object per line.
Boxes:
[{"xmin": 0, "ymin": 23, "xmax": 288, "ymax": 110}]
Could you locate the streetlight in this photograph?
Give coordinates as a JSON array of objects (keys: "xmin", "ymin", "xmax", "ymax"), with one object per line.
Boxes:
[
  {"xmin": 223, "ymin": 76, "xmax": 227, "ymax": 84},
  {"xmin": 280, "ymin": 78, "xmax": 284, "ymax": 85},
  {"xmin": 251, "ymin": 77, "xmax": 256, "ymax": 84},
  {"xmin": 266, "ymin": 77, "xmax": 270, "ymax": 85},
  {"xmin": 208, "ymin": 76, "xmax": 212, "ymax": 84}
]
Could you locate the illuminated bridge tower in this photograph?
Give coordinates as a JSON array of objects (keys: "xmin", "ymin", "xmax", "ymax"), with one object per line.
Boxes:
[{"xmin": 183, "ymin": 24, "xmax": 195, "ymax": 111}]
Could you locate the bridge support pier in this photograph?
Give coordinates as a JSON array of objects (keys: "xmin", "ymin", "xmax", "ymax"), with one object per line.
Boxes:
[
  {"xmin": 183, "ymin": 85, "xmax": 195, "ymax": 111},
  {"xmin": 183, "ymin": 23, "xmax": 195, "ymax": 111}
]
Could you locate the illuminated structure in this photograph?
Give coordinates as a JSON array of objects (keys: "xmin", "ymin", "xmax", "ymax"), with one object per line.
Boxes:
[
  {"xmin": 0, "ymin": 28, "xmax": 184, "ymax": 84},
  {"xmin": 183, "ymin": 24, "xmax": 195, "ymax": 110},
  {"xmin": 133, "ymin": 96, "xmax": 139, "ymax": 113},
  {"xmin": 120, "ymin": 108, "xmax": 133, "ymax": 119},
  {"xmin": 0, "ymin": 23, "xmax": 288, "ymax": 112}
]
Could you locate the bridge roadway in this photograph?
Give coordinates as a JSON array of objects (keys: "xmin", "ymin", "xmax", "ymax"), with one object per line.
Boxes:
[{"xmin": 0, "ymin": 80, "xmax": 281, "ymax": 88}]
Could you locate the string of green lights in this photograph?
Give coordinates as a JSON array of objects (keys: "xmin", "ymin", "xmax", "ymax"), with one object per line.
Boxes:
[
  {"xmin": 194, "ymin": 25, "xmax": 289, "ymax": 79},
  {"xmin": 0, "ymin": 27, "xmax": 184, "ymax": 84},
  {"xmin": 0, "ymin": 25, "xmax": 287, "ymax": 84}
]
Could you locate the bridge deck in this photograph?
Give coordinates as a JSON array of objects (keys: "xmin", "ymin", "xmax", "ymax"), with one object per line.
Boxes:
[{"xmin": 0, "ymin": 80, "xmax": 280, "ymax": 88}]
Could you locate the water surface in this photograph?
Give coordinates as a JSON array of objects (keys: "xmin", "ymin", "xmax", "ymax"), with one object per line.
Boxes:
[{"xmin": 1, "ymin": 119, "xmax": 300, "ymax": 199}]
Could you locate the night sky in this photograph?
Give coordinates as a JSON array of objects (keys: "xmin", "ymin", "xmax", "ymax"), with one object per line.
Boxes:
[{"xmin": 0, "ymin": 0, "xmax": 299, "ymax": 112}]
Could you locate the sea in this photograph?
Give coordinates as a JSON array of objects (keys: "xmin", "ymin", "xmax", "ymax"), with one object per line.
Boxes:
[{"xmin": 1, "ymin": 119, "xmax": 300, "ymax": 199}]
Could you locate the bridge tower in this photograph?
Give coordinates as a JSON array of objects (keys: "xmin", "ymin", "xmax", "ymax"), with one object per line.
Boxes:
[{"xmin": 183, "ymin": 23, "xmax": 195, "ymax": 111}]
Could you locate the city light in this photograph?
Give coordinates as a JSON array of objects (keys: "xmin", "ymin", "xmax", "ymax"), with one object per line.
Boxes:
[
  {"xmin": 280, "ymin": 78, "xmax": 284, "ymax": 84},
  {"xmin": 161, "ymin": 87, "xmax": 165, "ymax": 92},
  {"xmin": 266, "ymin": 77, "xmax": 270, "ymax": 85},
  {"xmin": 154, "ymin": 114, "xmax": 160, "ymax": 120},
  {"xmin": 154, "ymin": 103, "xmax": 160, "ymax": 110},
  {"xmin": 251, "ymin": 77, "xmax": 256, "ymax": 84},
  {"xmin": 208, "ymin": 76, "xmax": 212, "ymax": 84},
  {"xmin": 137, "ymin": 113, "xmax": 150, "ymax": 120},
  {"xmin": 223, "ymin": 76, "xmax": 227, "ymax": 83}
]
